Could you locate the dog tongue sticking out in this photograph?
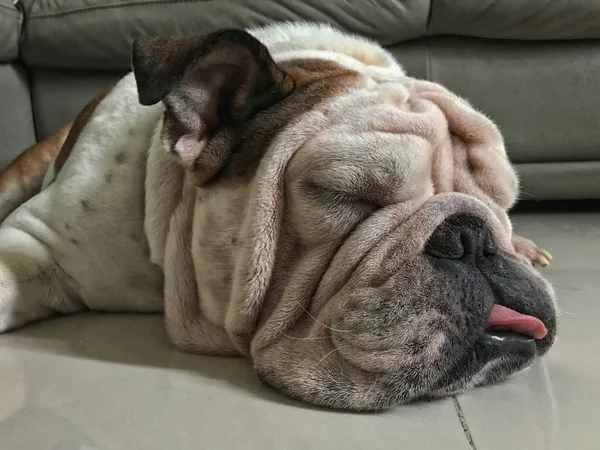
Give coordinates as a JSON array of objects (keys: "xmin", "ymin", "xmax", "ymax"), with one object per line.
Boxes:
[{"xmin": 487, "ymin": 305, "xmax": 547, "ymax": 339}]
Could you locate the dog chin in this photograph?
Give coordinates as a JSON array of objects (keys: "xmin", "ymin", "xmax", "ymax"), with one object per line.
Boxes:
[{"xmin": 426, "ymin": 330, "xmax": 538, "ymax": 399}]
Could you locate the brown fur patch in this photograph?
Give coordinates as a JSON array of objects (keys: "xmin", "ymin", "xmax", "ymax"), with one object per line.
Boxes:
[
  {"xmin": 0, "ymin": 123, "xmax": 71, "ymax": 221},
  {"xmin": 196, "ymin": 59, "xmax": 360, "ymax": 186},
  {"xmin": 80, "ymin": 200, "xmax": 95, "ymax": 213},
  {"xmin": 0, "ymin": 124, "xmax": 72, "ymax": 191}
]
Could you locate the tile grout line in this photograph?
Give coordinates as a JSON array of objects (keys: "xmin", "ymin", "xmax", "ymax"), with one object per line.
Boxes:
[{"xmin": 452, "ymin": 396, "xmax": 478, "ymax": 450}]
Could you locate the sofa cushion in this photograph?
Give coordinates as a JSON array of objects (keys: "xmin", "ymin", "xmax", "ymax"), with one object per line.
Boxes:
[
  {"xmin": 0, "ymin": 64, "xmax": 36, "ymax": 170},
  {"xmin": 20, "ymin": 0, "xmax": 600, "ymax": 70},
  {"xmin": 516, "ymin": 162, "xmax": 600, "ymax": 200},
  {"xmin": 30, "ymin": 69, "xmax": 123, "ymax": 140},
  {"xmin": 20, "ymin": 0, "xmax": 429, "ymax": 70},
  {"xmin": 0, "ymin": 0, "xmax": 20, "ymax": 62},
  {"xmin": 413, "ymin": 36, "xmax": 600, "ymax": 165},
  {"xmin": 431, "ymin": 0, "xmax": 600, "ymax": 40}
]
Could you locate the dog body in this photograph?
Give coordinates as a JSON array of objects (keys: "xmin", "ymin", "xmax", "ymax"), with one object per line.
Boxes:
[
  {"xmin": 1, "ymin": 74, "xmax": 165, "ymax": 317},
  {"xmin": 0, "ymin": 23, "xmax": 557, "ymax": 410}
]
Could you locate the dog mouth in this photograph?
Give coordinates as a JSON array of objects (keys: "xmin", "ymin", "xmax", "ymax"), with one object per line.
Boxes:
[
  {"xmin": 486, "ymin": 304, "xmax": 548, "ymax": 340},
  {"xmin": 426, "ymin": 305, "xmax": 550, "ymax": 398}
]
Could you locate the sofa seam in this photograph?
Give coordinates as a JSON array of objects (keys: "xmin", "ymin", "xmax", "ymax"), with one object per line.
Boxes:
[
  {"xmin": 27, "ymin": 0, "xmax": 214, "ymax": 20},
  {"xmin": 425, "ymin": 0, "xmax": 434, "ymax": 36},
  {"xmin": 424, "ymin": 38, "xmax": 432, "ymax": 81},
  {"xmin": 424, "ymin": 0, "xmax": 433, "ymax": 80},
  {"xmin": 10, "ymin": 0, "xmax": 38, "ymax": 141}
]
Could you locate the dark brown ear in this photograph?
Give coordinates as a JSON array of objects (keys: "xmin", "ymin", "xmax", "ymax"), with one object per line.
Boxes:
[{"xmin": 131, "ymin": 30, "xmax": 294, "ymax": 169}]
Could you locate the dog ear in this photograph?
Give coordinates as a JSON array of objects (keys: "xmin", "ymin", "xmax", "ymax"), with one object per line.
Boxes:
[{"xmin": 131, "ymin": 30, "xmax": 294, "ymax": 169}]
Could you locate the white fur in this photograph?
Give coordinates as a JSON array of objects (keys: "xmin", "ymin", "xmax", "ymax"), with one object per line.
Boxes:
[
  {"xmin": 250, "ymin": 22, "xmax": 406, "ymax": 80},
  {"xmin": 0, "ymin": 22, "xmax": 404, "ymax": 331},
  {"xmin": 0, "ymin": 73, "xmax": 165, "ymax": 325}
]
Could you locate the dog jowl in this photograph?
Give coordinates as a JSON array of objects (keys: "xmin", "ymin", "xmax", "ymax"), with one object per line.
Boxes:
[{"xmin": 0, "ymin": 23, "xmax": 557, "ymax": 411}]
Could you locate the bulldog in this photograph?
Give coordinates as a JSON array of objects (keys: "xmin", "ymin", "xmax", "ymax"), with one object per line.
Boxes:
[{"xmin": 0, "ymin": 23, "xmax": 557, "ymax": 411}]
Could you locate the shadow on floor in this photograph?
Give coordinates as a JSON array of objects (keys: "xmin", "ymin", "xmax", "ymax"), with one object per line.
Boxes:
[{"xmin": 4, "ymin": 312, "xmax": 390, "ymax": 415}]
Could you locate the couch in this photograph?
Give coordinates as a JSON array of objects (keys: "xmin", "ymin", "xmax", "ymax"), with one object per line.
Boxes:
[
  {"xmin": 2, "ymin": 3, "xmax": 600, "ymax": 449},
  {"xmin": 2, "ymin": 0, "xmax": 600, "ymax": 200}
]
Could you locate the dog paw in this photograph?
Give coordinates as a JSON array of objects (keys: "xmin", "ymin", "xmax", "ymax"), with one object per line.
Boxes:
[{"xmin": 512, "ymin": 234, "xmax": 552, "ymax": 267}]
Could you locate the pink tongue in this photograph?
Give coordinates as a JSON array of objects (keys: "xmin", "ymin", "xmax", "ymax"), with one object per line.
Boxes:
[{"xmin": 487, "ymin": 304, "xmax": 547, "ymax": 340}]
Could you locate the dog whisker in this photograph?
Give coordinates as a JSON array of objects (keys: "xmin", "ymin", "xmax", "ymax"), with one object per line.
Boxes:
[
  {"xmin": 294, "ymin": 299, "xmax": 351, "ymax": 333},
  {"xmin": 281, "ymin": 345, "xmax": 344, "ymax": 376},
  {"xmin": 282, "ymin": 332, "xmax": 330, "ymax": 341},
  {"xmin": 311, "ymin": 346, "xmax": 344, "ymax": 369},
  {"xmin": 283, "ymin": 355, "xmax": 312, "ymax": 376}
]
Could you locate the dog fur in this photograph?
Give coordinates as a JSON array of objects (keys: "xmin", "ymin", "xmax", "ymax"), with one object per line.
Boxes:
[{"xmin": 0, "ymin": 23, "xmax": 557, "ymax": 411}]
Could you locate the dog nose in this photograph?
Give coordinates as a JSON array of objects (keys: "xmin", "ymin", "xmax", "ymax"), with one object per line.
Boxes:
[{"xmin": 425, "ymin": 214, "xmax": 497, "ymax": 259}]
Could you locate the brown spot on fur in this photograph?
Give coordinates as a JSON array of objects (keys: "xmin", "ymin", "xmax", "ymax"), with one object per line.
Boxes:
[
  {"xmin": 231, "ymin": 237, "xmax": 238, "ymax": 245},
  {"xmin": 64, "ymin": 223, "xmax": 72, "ymax": 231},
  {"xmin": 104, "ymin": 172, "xmax": 114, "ymax": 183},
  {"xmin": 81, "ymin": 200, "xmax": 95, "ymax": 213},
  {"xmin": 70, "ymin": 238, "xmax": 80, "ymax": 247},
  {"xmin": 114, "ymin": 152, "xmax": 128, "ymax": 165}
]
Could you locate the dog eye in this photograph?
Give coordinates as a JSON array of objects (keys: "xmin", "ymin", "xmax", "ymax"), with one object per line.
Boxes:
[{"xmin": 304, "ymin": 181, "xmax": 371, "ymax": 207}]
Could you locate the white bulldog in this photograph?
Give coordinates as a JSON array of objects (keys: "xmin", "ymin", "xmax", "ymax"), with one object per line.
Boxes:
[{"xmin": 0, "ymin": 23, "xmax": 556, "ymax": 411}]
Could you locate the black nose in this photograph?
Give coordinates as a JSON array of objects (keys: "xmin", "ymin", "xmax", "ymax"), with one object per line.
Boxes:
[{"xmin": 425, "ymin": 214, "xmax": 497, "ymax": 259}]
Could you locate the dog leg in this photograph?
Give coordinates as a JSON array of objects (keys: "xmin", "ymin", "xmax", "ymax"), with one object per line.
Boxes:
[
  {"xmin": 0, "ymin": 227, "xmax": 84, "ymax": 333},
  {"xmin": 512, "ymin": 234, "xmax": 552, "ymax": 267}
]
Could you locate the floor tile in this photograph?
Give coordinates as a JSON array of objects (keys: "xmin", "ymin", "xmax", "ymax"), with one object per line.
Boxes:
[
  {"xmin": 457, "ymin": 211, "xmax": 600, "ymax": 450},
  {"xmin": 4, "ymin": 210, "xmax": 595, "ymax": 449},
  {"xmin": 0, "ymin": 314, "xmax": 469, "ymax": 450}
]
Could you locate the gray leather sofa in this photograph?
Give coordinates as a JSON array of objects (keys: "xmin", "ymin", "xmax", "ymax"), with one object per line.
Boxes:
[{"xmin": 2, "ymin": 0, "xmax": 600, "ymax": 200}]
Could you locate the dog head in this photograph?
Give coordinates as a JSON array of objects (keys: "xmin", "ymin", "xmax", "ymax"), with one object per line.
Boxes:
[{"xmin": 132, "ymin": 24, "xmax": 557, "ymax": 411}]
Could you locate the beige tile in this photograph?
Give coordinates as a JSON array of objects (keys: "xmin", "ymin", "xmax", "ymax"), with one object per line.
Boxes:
[
  {"xmin": 457, "ymin": 211, "xmax": 600, "ymax": 450},
  {"xmin": 4, "ymin": 210, "xmax": 593, "ymax": 449},
  {"xmin": 0, "ymin": 314, "xmax": 470, "ymax": 450}
]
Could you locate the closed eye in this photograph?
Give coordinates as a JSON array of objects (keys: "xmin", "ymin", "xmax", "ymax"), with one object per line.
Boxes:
[{"xmin": 302, "ymin": 179, "xmax": 377, "ymax": 210}]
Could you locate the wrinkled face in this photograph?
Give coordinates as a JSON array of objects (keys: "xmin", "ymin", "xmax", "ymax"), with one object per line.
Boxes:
[
  {"xmin": 267, "ymin": 126, "xmax": 558, "ymax": 407},
  {"xmin": 253, "ymin": 192, "xmax": 558, "ymax": 410},
  {"xmin": 323, "ymin": 197, "xmax": 557, "ymax": 402},
  {"xmin": 132, "ymin": 27, "xmax": 557, "ymax": 411},
  {"xmin": 261, "ymin": 62, "xmax": 557, "ymax": 406}
]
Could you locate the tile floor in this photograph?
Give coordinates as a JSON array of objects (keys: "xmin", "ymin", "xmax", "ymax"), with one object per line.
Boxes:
[{"xmin": 0, "ymin": 209, "xmax": 598, "ymax": 449}]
